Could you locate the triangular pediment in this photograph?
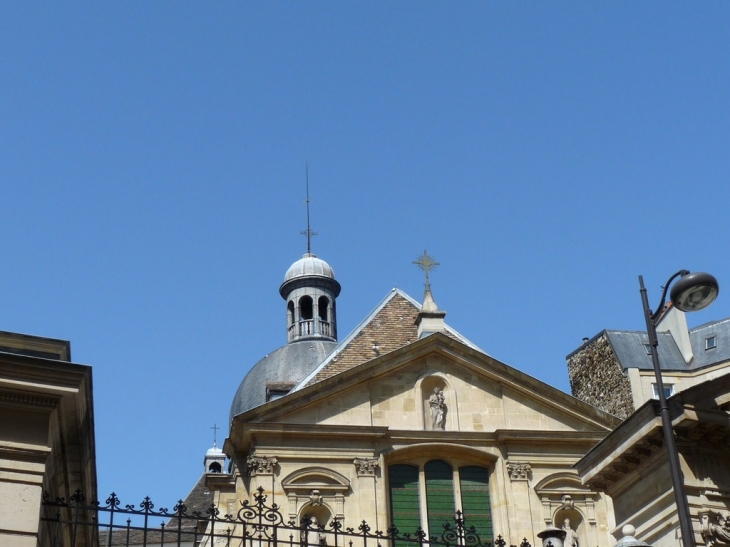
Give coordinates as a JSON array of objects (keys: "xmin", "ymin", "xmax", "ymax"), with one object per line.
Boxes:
[{"xmin": 233, "ymin": 333, "xmax": 618, "ymax": 436}]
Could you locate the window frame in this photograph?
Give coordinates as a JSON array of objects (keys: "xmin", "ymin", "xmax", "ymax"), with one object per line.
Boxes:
[{"xmin": 652, "ymin": 383, "xmax": 675, "ymax": 399}]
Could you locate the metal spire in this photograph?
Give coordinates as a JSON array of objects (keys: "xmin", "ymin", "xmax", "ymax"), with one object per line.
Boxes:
[{"xmin": 300, "ymin": 162, "xmax": 317, "ymax": 254}]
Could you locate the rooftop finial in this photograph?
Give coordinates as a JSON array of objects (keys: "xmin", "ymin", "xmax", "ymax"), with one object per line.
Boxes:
[
  {"xmin": 300, "ymin": 162, "xmax": 317, "ymax": 254},
  {"xmin": 211, "ymin": 423, "xmax": 220, "ymax": 448},
  {"xmin": 413, "ymin": 250, "xmax": 440, "ymax": 290}
]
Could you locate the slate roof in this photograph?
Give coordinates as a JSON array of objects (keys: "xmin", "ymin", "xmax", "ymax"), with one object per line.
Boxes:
[
  {"xmin": 294, "ymin": 288, "xmax": 483, "ymax": 390},
  {"xmin": 571, "ymin": 317, "xmax": 730, "ymax": 372},
  {"xmin": 230, "ymin": 339, "xmax": 337, "ymax": 419}
]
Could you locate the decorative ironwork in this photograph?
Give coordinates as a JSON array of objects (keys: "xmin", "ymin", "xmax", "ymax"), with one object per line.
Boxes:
[
  {"xmin": 413, "ymin": 250, "xmax": 440, "ymax": 290},
  {"xmin": 40, "ymin": 486, "xmax": 529, "ymax": 547}
]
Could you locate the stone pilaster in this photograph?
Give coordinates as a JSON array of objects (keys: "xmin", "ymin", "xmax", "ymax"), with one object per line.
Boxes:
[
  {"xmin": 245, "ymin": 455, "xmax": 278, "ymax": 504},
  {"xmin": 506, "ymin": 462, "xmax": 533, "ymax": 542},
  {"xmin": 354, "ymin": 458, "xmax": 378, "ymax": 528}
]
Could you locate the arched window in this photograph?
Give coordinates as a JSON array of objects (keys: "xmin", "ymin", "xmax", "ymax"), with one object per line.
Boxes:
[
  {"xmin": 300, "ymin": 296, "xmax": 314, "ymax": 320},
  {"xmin": 425, "ymin": 460, "xmax": 455, "ymax": 538},
  {"xmin": 208, "ymin": 461, "xmax": 222, "ymax": 473},
  {"xmin": 388, "ymin": 464, "xmax": 420, "ymax": 543},
  {"xmin": 318, "ymin": 296, "xmax": 329, "ymax": 321},
  {"xmin": 288, "ymin": 301, "xmax": 295, "ymax": 325},
  {"xmin": 388, "ymin": 461, "xmax": 491, "ymax": 541},
  {"xmin": 460, "ymin": 466, "xmax": 492, "ymax": 540}
]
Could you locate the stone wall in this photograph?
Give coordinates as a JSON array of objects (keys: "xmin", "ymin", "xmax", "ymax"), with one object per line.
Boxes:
[{"xmin": 567, "ymin": 334, "xmax": 634, "ymax": 419}]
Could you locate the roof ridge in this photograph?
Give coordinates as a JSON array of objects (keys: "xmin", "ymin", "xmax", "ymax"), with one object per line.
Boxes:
[
  {"xmin": 292, "ymin": 288, "xmax": 485, "ymax": 392},
  {"xmin": 291, "ymin": 288, "xmax": 403, "ymax": 392},
  {"xmin": 689, "ymin": 316, "xmax": 730, "ymax": 332}
]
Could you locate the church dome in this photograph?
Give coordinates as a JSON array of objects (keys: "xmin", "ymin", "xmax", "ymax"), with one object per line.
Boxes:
[
  {"xmin": 280, "ymin": 253, "xmax": 341, "ymax": 300},
  {"xmin": 206, "ymin": 445, "xmax": 223, "ymax": 457},
  {"xmin": 284, "ymin": 253, "xmax": 337, "ymax": 283},
  {"xmin": 229, "ymin": 340, "xmax": 337, "ymax": 421}
]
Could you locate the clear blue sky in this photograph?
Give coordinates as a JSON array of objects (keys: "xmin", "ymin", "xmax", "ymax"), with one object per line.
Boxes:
[{"xmin": 2, "ymin": 3, "xmax": 729, "ymax": 512}]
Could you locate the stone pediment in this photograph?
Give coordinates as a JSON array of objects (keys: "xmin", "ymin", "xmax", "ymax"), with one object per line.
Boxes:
[
  {"xmin": 233, "ymin": 332, "xmax": 618, "ymax": 435},
  {"xmin": 281, "ymin": 467, "xmax": 350, "ymax": 494}
]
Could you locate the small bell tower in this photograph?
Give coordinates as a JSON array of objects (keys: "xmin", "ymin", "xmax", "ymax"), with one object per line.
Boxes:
[
  {"xmin": 204, "ymin": 424, "xmax": 226, "ymax": 473},
  {"xmin": 279, "ymin": 169, "xmax": 340, "ymax": 344}
]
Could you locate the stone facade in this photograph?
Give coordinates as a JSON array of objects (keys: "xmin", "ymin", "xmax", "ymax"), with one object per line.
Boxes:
[
  {"xmin": 576, "ymin": 374, "xmax": 730, "ymax": 547},
  {"xmin": 0, "ymin": 332, "xmax": 96, "ymax": 547},
  {"xmin": 567, "ymin": 334, "xmax": 634, "ymax": 419},
  {"xmin": 220, "ymin": 333, "xmax": 620, "ymax": 547}
]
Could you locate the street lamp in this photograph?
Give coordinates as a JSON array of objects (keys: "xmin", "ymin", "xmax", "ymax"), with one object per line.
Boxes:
[{"xmin": 638, "ymin": 270, "xmax": 719, "ymax": 547}]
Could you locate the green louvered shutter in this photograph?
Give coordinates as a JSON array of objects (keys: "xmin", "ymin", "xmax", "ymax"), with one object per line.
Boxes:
[
  {"xmin": 425, "ymin": 460, "xmax": 455, "ymax": 540},
  {"xmin": 459, "ymin": 466, "xmax": 492, "ymax": 543},
  {"xmin": 389, "ymin": 464, "xmax": 421, "ymax": 540}
]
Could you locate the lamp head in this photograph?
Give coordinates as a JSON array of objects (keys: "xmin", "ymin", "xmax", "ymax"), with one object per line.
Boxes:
[{"xmin": 670, "ymin": 272, "xmax": 720, "ymax": 312}]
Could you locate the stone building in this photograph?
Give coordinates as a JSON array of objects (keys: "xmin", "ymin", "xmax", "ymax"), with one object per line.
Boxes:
[
  {"xmin": 575, "ymin": 374, "xmax": 730, "ymax": 547},
  {"xmin": 209, "ymin": 251, "xmax": 622, "ymax": 547},
  {"xmin": 567, "ymin": 305, "xmax": 730, "ymax": 420},
  {"xmin": 0, "ymin": 330, "xmax": 96, "ymax": 547},
  {"xmin": 568, "ymin": 301, "xmax": 730, "ymax": 547}
]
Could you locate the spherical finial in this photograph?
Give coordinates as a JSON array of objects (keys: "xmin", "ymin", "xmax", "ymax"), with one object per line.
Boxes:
[{"xmin": 622, "ymin": 525, "xmax": 636, "ymax": 538}]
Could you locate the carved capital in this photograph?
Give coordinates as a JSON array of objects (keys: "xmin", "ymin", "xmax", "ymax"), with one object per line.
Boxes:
[
  {"xmin": 246, "ymin": 456, "xmax": 278, "ymax": 476},
  {"xmin": 354, "ymin": 458, "xmax": 379, "ymax": 476},
  {"xmin": 700, "ymin": 511, "xmax": 730, "ymax": 547},
  {"xmin": 506, "ymin": 462, "xmax": 531, "ymax": 481}
]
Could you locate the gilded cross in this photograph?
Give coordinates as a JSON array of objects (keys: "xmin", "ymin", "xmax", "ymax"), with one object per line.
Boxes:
[{"xmin": 413, "ymin": 250, "xmax": 440, "ymax": 289}]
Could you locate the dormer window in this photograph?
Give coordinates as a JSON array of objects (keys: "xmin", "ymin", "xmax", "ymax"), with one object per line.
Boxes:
[
  {"xmin": 266, "ymin": 382, "xmax": 296, "ymax": 402},
  {"xmin": 643, "ymin": 344, "xmax": 652, "ymax": 355},
  {"xmin": 706, "ymin": 335, "xmax": 717, "ymax": 350}
]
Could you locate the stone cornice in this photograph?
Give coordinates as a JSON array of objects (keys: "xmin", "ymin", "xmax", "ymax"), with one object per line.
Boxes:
[{"xmin": 0, "ymin": 390, "xmax": 59, "ymax": 408}]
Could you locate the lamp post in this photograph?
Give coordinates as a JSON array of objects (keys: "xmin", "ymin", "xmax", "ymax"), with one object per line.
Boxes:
[{"xmin": 638, "ymin": 270, "xmax": 719, "ymax": 547}]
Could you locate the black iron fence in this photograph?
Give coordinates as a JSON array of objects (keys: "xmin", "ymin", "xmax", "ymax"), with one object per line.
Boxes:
[{"xmin": 41, "ymin": 486, "xmax": 531, "ymax": 547}]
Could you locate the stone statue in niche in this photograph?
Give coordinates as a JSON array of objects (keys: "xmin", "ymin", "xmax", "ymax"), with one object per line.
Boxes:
[
  {"xmin": 429, "ymin": 388, "xmax": 446, "ymax": 430},
  {"xmin": 302, "ymin": 516, "xmax": 327, "ymax": 546},
  {"xmin": 562, "ymin": 518, "xmax": 579, "ymax": 547}
]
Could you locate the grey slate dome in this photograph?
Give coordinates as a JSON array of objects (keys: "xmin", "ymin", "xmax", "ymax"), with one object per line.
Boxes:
[
  {"xmin": 230, "ymin": 251, "xmax": 341, "ymax": 421},
  {"xmin": 229, "ymin": 340, "xmax": 337, "ymax": 420},
  {"xmin": 283, "ymin": 253, "xmax": 337, "ymax": 283}
]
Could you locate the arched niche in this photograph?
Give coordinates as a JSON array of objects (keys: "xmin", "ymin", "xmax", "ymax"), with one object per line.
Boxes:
[
  {"xmin": 300, "ymin": 502, "xmax": 333, "ymax": 547},
  {"xmin": 281, "ymin": 467, "xmax": 349, "ymax": 523},
  {"xmin": 414, "ymin": 372, "xmax": 457, "ymax": 431},
  {"xmin": 300, "ymin": 502, "xmax": 333, "ymax": 527},
  {"xmin": 534, "ymin": 472, "xmax": 597, "ymax": 547}
]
